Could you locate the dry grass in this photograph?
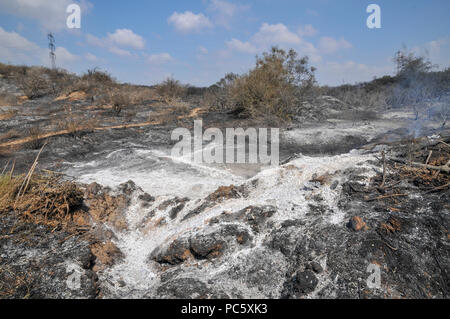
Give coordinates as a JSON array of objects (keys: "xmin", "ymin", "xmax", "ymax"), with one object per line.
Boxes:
[
  {"xmin": 127, "ymin": 86, "xmax": 157, "ymax": 104},
  {"xmin": 156, "ymin": 77, "xmax": 187, "ymax": 104},
  {"xmin": 150, "ymin": 101, "xmax": 191, "ymax": 125},
  {"xmin": 92, "ymin": 85, "xmax": 156, "ymax": 117},
  {"xmin": 0, "ymin": 63, "xmax": 27, "ymax": 78},
  {"xmin": 0, "ymin": 93, "xmax": 18, "ymax": 106},
  {"xmin": 110, "ymin": 91, "xmax": 131, "ymax": 116},
  {"xmin": 24, "ymin": 126, "xmax": 45, "ymax": 150},
  {"xmin": 0, "ymin": 108, "xmax": 18, "ymax": 121},
  {"xmin": 0, "ymin": 265, "xmax": 34, "ymax": 299},
  {"xmin": 17, "ymin": 67, "xmax": 53, "ymax": 99},
  {"xmin": 0, "ymin": 171, "xmax": 84, "ymax": 228},
  {"xmin": 81, "ymin": 68, "xmax": 115, "ymax": 85},
  {"xmin": 54, "ymin": 105, "xmax": 99, "ymax": 135},
  {"xmin": 0, "ymin": 129, "xmax": 21, "ymax": 144}
]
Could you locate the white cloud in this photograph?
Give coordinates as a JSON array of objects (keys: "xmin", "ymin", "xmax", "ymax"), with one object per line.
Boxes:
[
  {"xmin": 0, "ymin": 26, "xmax": 41, "ymax": 63},
  {"xmin": 225, "ymin": 23, "xmax": 349, "ymax": 63},
  {"xmin": 168, "ymin": 11, "xmax": 213, "ymax": 33},
  {"xmin": 147, "ymin": 53, "xmax": 174, "ymax": 65},
  {"xmin": 0, "ymin": 0, "xmax": 92, "ymax": 31},
  {"xmin": 85, "ymin": 29, "xmax": 145, "ymax": 57},
  {"xmin": 198, "ymin": 46, "xmax": 209, "ymax": 55},
  {"xmin": 54, "ymin": 46, "xmax": 78, "ymax": 64},
  {"xmin": 412, "ymin": 37, "xmax": 450, "ymax": 69},
  {"xmin": 108, "ymin": 46, "xmax": 132, "ymax": 57},
  {"xmin": 226, "ymin": 38, "xmax": 258, "ymax": 54},
  {"xmin": 85, "ymin": 34, "xmax": 103, "ymax": 47},
  {"xmin": 106, "ymin": 29, "xmax": 145, "ymax": 50},
  {"xmin": 84, "ymin": 52, "xmax": 98, "ymax": 61},
  {"xmin": 253, "ymin": 23, "xmax": 302, "ymax": 45},
  {"xmin": 318, "ymin": 37, "xmax": 352, "ymax": 54},
  {"xmin": 297, "ymin": 24, "xmax": 318, "ymax": 37},
  {"xmin": 225, "ymin": 23, "xmax": 321, "ymax": 62},
  {"xmin": 207, "ymin": 0, "xmax": 249, "ymax": 29}
]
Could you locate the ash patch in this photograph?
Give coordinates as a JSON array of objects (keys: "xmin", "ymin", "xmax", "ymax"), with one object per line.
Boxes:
[{"xmin": 0, "ymin": 211, "xmax": 97, "ymax": 299}]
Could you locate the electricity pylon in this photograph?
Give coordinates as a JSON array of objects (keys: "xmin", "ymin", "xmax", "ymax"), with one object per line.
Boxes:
[{"xmin": 48, "ymin": 33, "xmax": 56, "ymax": 70}]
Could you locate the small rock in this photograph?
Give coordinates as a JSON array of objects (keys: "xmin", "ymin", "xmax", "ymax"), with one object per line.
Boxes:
[
  {"xmin": 138, "ymin": 193, "xmax": 155, "ymax": 203},
  {"xmin": 152, "ymin": 239, "xmax": 192, "ymax": 265},
  {"xmin": 348, "ymin": 216, "xmax": 368, "ymax": 232},
  {"xmin": 294, "ymin": 270, "xmax": 318, "ymax": 294},
  {"xmin": 169, "ymin": 203, "xmax": 185, "ymax": 219},
  {"xmin": 330, "ymin": 180, "xmax": 339, "ymax": 190},
  {"xmin": 309, "ymin": 261, "xmax": 323, "ymax": 274},
  {"xmin": 118, "ymin": 180, "xmax": 137, "ymax": 196},
  {"xmin": 189, "ymin": 234, "xmax": 226, "ymax": 260}
]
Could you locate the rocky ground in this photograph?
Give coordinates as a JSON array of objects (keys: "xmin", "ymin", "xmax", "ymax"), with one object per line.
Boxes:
[{"xmin": 0, "ymin": 77, "xmax": 449, "ymax": 299}]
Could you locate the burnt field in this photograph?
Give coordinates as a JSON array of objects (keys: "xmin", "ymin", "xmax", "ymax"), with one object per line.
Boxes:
[{"xmin": 0, "ymin": 56, "xmax": 449, "ymax": 299}]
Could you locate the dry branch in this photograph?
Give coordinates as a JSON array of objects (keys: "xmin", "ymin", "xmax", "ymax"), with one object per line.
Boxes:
[{"xmin": 389, "ymin": 157, "xmax": 450, "ymax": 174}]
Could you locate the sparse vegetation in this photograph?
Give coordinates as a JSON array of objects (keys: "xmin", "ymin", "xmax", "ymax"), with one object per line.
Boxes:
[
  {"xmin": 0, "ymin": 171, "xmax": 84, "ymax": 227},
  {"xmin": 156, "ymin": 77, "xmax": 187, "ymax": 104},
  {"xmin": 110, "ymin": 91, "xmax": 131, "ymax": 116},
  {"xmin": 81, "ymin": 68, "xmax": 115, "ymax": 85},
  {"xmin": 0, "ymin": 93, "xmax": 18, "ymax": 106},
  {"xmin": 204, "ymin": 47, "xmax": 316, "ymax": 121},
  {"xmin": 24, "ymin": 126, "xmax": 45, "ymax": 150},
  {"xmin": 18, "ymin": 68, "xmax": 53, "ymax": 99},
  {"xmin": 54, "ymin": 105, "xmax": 98, "ymax": 135},
  {"xmin": 319, "ymin": 49, "xmax": 449, "ymax": 123},
  {"xmin": 0, "ymin": 108, "xmax": 18, "ymax": 121}
]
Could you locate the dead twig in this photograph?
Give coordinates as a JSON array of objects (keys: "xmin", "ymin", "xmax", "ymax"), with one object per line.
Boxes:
[
  {"xmin": 1, "ymin": 159, "xmax": 11, "ymax": 175},
  {"xmin": 365, "ymin": 193, "xmax": 408, "ymax": 202},
  {"xmin": 424, "ymin": 182, "xmax": 450, "ymax": 194},
  {"xmin": 9, "ymin": 159, "xmax": 15, "ymax": 178},
  {"xmin": 15, "ymin": 142, "xmax": 47, "ymax": 202},
  {"xmin": 380, "ymin": 151, "xmax": 386, "ymax": 188},
  {"xmin": 425, "ymin": 150, "xmax": 433, "ymax": 165},
  {"xmin": 389, "ymin": 157, "xmax": 450, "ymax": 174}
]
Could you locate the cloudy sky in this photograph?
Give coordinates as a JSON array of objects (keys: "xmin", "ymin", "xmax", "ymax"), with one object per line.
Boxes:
[{"xmin": 0, "ymin": 0, "xmax": 449, "ymax": 86}]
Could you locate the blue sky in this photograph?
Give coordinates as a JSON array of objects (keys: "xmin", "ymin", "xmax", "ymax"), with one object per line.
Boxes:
[{"xmin": 0, "ymin": 0, "xmax": 449, "ymax": 86}]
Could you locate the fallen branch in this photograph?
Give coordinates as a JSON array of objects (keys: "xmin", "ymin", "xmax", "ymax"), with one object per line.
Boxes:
[
  {"xmin": 439, "ymin": 141, "xmax": 450, "ymax": 148},
  {"xmin": 424, "ymin": 182, "xmax": 450, "ymax": 194},
  {"xmin": 389, "ymin": 157, "xmax": 450, "ymax": 174}
]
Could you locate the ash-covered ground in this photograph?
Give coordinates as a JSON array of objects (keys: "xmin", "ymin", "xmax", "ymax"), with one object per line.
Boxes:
[{"xmin": 1, "ymin": 76, "xmax": 449, "ymax": 299}]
